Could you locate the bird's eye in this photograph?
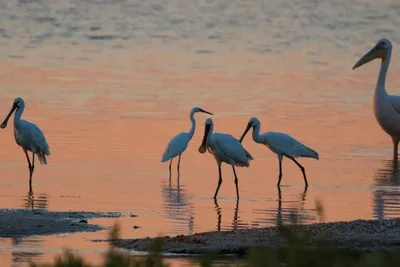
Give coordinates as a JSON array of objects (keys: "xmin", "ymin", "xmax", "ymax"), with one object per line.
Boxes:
[{"xmin": 379, "ymin": 41, "xmax": 386, "ymax": 47}]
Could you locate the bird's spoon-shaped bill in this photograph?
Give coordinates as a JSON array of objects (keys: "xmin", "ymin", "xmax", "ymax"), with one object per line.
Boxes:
[
  {"xmin": 198, "ymin": 123, "xmax": 212, "ymax": 154},
  {"xmin": 0, "ymin": 102, "xmax": 17, "ymax": 129}
]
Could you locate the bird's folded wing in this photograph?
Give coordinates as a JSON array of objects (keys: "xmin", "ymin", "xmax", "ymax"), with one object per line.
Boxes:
[
  {"xmin": 389, "ymin": 94, "xmax": 400, "ymax": 114},
  {"xmin": 27, "ymin": 123, "xmax": 50, "ymax": 155},
  {"xmin": 215, "ymin": 134, "xmax": 249, "ymax": 162}
]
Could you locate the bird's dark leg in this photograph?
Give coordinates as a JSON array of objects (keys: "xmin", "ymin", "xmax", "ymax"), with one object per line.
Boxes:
[
  {"xmin": 169, "ymin": 158, "xmax": 173, "ymax": 181},
  {"xmin": 392, "ymin": 137, "xmax": 399, "ymax": 160},
  {"xmin": 177, "ymin": 154, "xmax": 181, "ymax": 178},
  {"xmin": 24, "ymin": 150, "xmax": 33, "ymax": 187},
  {"xmin": 32, "ymin": 153, "xmax": 35, "ymax": 173},
  {"xmin": 213, "ymin": 163, "xmax": 223, "ymax": 199},
  {"xmin": 232, "ymin": 166, "xmax": 239, "ymax": 200},
  {"xmin": 277, "ymin": 155, "xmax": 283, "ymax": 186},
  {"xmin": 291, "ymin": 157, "xmax": 308, "ymax": 187}
]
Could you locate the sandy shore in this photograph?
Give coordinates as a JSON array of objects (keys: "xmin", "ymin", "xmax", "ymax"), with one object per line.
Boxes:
[
  {"xmin": 0, "ymin": 208, "xmax": 121, "ymax": 238},
  {"xmin": 115, "ymin": 218, "xmax": 400, "ymax": 255}
]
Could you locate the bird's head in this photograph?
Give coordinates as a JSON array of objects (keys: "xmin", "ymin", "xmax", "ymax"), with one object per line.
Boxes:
[
  {"xmin": 191, "ymin": 106, "xmax": 213, "ymax": 116},
  {"xmin": 239, "ymin": 117, "xmax": 260, "ymax": 143},
  {"xmin": 198, "ymin": 118, "xmax": 213, "ymax": 154},
  {"xmin": 353, "ymin": 38, "xmax": 392, "ymax": 69},
  {"xmin": 0, "ymin": 97, "xmax": 24, "ymax": 129}
]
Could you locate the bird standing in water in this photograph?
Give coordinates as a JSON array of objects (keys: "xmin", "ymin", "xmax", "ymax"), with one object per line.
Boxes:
[
  {"xmin": 353, "ymin": 38, "xmax": 400, "ymax": 159},
  {"xmin": 239, "ymin": 117, "xmax": 318, "ymax": 187},
  {"xmin": 0, "ymin": 97, "xmax": 51, "ymax": 189},
  {"xmin": 199, "ymin": 118, "xmax": 253, "ymax": 199},
  {"xmin": 161, "ymin": 106, "xmax": 213, "ymax": 179}
]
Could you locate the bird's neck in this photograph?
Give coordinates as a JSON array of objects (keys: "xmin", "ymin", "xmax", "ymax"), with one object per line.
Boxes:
[
  {"xmin": 188, "ymin": 111, "xmax": 196, "ymax": 138},
  {"xmin": 376, "ymin": 50, "xmax": 391, "ymax": 93},
  {"xmin": 13, "ymin": 107, "xmax": 24, "ymax": 126},
  {"xmin": 252, "ymin": 124, "xmax": 263, "ymax": 143}
]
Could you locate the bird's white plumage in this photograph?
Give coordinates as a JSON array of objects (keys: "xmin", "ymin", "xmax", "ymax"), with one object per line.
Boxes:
[
  {"xmin": 353, "ymin": 38, "xmax": 400, "ymax": 157},
  {"xmin": 14, "ymin": 119, "xmax": 50, "ymax": 164},
  {"xmin": 161, "ymin": 107, "xmax": 213, "ymax": 164},
  {"xmin": 262, "ymin": 132, "xmax": 318, "ymax": 159},
  {"xmin": 0, "ymin": 97, "xmax": 50, "ymax": 187},
  {"xmin": 241, "ymin": 117, "xmax": 318, "ymax": 160},
  {"xmin": 199, "ymin": 118, "xmax": 252, "ymax": 199},
  {"xmin": 239, "ymin": 117, "xmax": 318, "ymax": 186},
  {"xmin": 211, "ymin": 133, "xmax": 253, "ymax": 167},
  {"xmin": 200, "ymin": 119, "xmax": 253, "ymax": 167},
  {"xmin": 161, "ymin": 132, "xmax": 190, "ymax": 162},
  {"xmin": 161, "ymin": 107, "xmax": 213, "ymax": 177}
]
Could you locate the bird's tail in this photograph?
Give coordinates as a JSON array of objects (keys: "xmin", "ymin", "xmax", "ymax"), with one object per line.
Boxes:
[
  {"xmin": 244, "ymin": 148, "xmax": 254, "ymax": 161},
  {"xmin": 37, "ymin": 152, "xmax": 48, "ymax": 165},
  {"xmin": 302, "ymin": 145, "xmax": 319, "ymax": 160},
  {"xmin": 161, "ymin": 151, "xmax": 170, "ymax": 162}
]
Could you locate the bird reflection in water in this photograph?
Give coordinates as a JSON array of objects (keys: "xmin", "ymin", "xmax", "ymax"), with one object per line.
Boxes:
[
  {"xmin": 214, "ymin": 199, "xmax": 240, "ymax": 231},
  {"xmin": 10, "ymin": 237, "xmax": 43, "ymax": 267},
  {"xmin": 161, "ymin": 178, "xmax": 194, "ymax": 235},
  {"xmin": 23, "ymin": 187, "xmax": 48, "ymax": 211},
  {"xmin": 252, "ymin": 187, "xmax": 315, "ymax": 227},
  {"xmin": 373, "ymin": 157, "xmax": 400, "ymax": 220}
]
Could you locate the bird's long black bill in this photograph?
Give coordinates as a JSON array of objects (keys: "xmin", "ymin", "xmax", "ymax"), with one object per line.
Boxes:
[
  {"xmin": 199, "ymin": 108, "xmax": 213, "ymax": 116},
  {"xmin": 352, "ymin": 45, "xmax": 381, "ymax": 69},
  {"xmin": 239, "ymin": 123, "xmax": 252, "ymax": 143},
  {"xmin": 0, "ymin": 103, "xmax": 17, "ymax": 129},
  {"xmin": 198, "ymin": 123, "xmax": 211, "ymax": 154}
]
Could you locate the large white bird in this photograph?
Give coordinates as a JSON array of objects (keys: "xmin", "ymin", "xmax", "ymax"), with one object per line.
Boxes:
[
  {"xmin": 0, "ymin": 97, "xmax": 51, "ymax": 187},
  {"xmin": 353, "ymin": 38, "xmax": 400, "ymax": 159},
  {"xmin": 198, "ymin": 118, "xmax": 253, "ymax": 199},
  {"xmin": 239, "ymin": 117, "xmax": 318, "ymax": 187},
  {"xmin": 161, "ymin": 106, "xmax": 213, "ymax": 178}
]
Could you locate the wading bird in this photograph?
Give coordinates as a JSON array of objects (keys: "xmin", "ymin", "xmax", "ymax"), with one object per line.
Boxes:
[
  {"xmin": 239, "ymin": 117, "xmax": 318, "ymax": 187},
  {"xmin": 161, "ymin": 107, "xmax": 213, "ymax": 178},
  {"xmin": 0, "ymin": 97, "xmax": 51, "ymax": 188},
  {"xmin": 198, "ymin": 118, "xmax": 253, "ymax": 199},
  {"xmin": 352, "ymin": 38, "xmax": 400, "ymax": 159}
]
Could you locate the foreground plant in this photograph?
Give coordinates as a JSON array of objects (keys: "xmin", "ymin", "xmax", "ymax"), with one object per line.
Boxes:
[{"xmin": 32, "ymin": 200, "xmax": 400, "ymax": 267}]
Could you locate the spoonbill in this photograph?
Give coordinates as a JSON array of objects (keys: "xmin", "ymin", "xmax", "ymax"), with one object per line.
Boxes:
[
  {"xmin": 352, "ymin": 38, "xmax": 400, "ymax": 159},
  {"xmin": 239, "ymin": 117, "xmax": 318, "ymax": 187},
  {"xmin": 0, "ymin": 97, "xmax": 51, "ymax": 187},
  {"xmin": 198, "ymin": 118, "xmax": 253, "ymax": 199},
  {"xmin": 161, "ymin": 107, "xmax": 213, "ymax": 178}
]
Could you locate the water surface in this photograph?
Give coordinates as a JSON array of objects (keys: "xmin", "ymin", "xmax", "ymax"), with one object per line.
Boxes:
[{"xmin": 1, "ymin": 0, "xmax": 400, "ymax": 266}]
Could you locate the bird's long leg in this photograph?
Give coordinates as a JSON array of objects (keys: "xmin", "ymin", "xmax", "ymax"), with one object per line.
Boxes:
[
  {"xmin": 24, "ymin": 150, "xmax": 33, "ymax": 187},
  {"xmin": 392, "ymin": 137, "xmax": 399, "ymax": 160},
  {"xmin": 177, "ymin": 154, "xmax": 181, "ymax": 179},
  {"xmin": 32, "ymin": 153, "xmax": 35, "ymax": 173},
  {"xmin": 291, "ymin": 157, "xmax": 308, "ymax": 187},
  {"xmin": 213, "ymin": 163, "xmax": 223, "ymax": 199},
  {"xmin": 232, "ymin": 166, "xmax": 239, "ymax": 200},
  {"xmin": 169, "ymin": 158, "xmax": 173, "ymax": 181},
  {"xmin": 277, "ymin": 155, "xmax": 283, "ymax": 186}
]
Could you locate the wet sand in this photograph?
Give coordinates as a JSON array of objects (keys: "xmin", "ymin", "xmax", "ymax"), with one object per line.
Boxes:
[
  {"xmin": 114, "ymin": 217, "xmax": 400, "ymax": 255},
  {"xmin": 0, "ymin": 209, "xmax": 121, "ymax": 238}
]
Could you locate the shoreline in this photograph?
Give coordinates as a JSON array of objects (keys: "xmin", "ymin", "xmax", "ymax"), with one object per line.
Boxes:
[
  {"xmin": 0, "ymin": 208, "xmax": 121, "ymax": 238},
  {"xmin": 114, "ymin": 217, "xmax": 400, "ymax": 255}
]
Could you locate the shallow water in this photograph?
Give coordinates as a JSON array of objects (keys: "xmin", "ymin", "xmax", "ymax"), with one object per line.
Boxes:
[{"xmin": 1, "ymin": 0, "xmax": 400, "ymax": 266}]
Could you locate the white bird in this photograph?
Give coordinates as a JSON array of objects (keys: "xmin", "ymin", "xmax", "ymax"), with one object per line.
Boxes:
[
  {"xmin": 352, "ymin": 38, "xmax": 400, "ymax": 159},
  {"xmin": 161, "ymin": 106, "xmax": 213, "ymax": 178},
  {"xmin": 0, "ymin": 97, "xmax": 51, "ymax": 188},
  {"xmin": 198, "ymin": 118, "xmax": 253, "ymax": 199},
  {"xmin": 239, "ymin": 117, "xmax": 318, "ymax": 187}
]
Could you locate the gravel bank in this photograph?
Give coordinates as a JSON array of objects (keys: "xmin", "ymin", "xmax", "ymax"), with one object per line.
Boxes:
[
  {"xmin": 0, "ymin": 209, "xmax": 121, "ymax": 238},
  {"xmin": 115, "ymin": 218, "xmax": 400, "ymax": 255}
]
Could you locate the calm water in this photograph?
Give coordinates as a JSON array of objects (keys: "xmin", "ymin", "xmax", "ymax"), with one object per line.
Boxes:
[{"xmin": 1, "ymin": 0, "xmax": 400, "ymax": 266}]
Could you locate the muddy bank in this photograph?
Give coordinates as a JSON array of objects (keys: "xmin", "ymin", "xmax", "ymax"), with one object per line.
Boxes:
[
  {"xmin": 115, "ymin": 218, "xmax": 400, "ymax": 255},
  {"xmin": 0, "ymin": 208, "xmax": 121, "ymax": 238}
]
